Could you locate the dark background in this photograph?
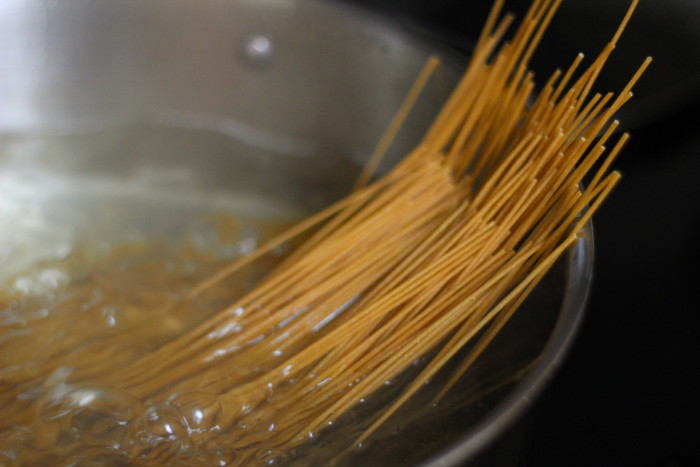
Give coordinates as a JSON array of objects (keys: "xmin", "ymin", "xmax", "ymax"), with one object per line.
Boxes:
[{"xmin": 344, "ymin": 1, "xmax": 700, "ymax": 465}]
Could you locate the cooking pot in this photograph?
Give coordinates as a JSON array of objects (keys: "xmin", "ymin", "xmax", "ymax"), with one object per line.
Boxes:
[{"xmin": 0, "ymin": 0, "xmax": 592, "ymax": 465}]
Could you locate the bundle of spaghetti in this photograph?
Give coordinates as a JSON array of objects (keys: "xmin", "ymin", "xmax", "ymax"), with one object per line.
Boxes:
[
  {"xmin": 96, "ymin": 0, "xmax": 651, "ymax": 461},
  {"xmin": 2, "ymin": 0, "xmax": 650, "ymax": 463}
]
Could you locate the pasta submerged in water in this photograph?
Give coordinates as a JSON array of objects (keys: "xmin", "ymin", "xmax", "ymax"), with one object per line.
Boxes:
[{"xmin": 0, "ymin": 0, "xmax": 649, "ymax": 464}]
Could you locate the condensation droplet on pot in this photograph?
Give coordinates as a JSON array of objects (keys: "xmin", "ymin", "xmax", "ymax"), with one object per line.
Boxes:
[{"xmin": 241, "ymin": 35, "xmax": 273, "ymax": 68}]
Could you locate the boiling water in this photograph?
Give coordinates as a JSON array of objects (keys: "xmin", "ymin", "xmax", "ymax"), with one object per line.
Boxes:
[
  {"xmin": 0, "ymin": 125, "xmax": 328, "ymax": 464},
  {"xmin": 0, "ymin": 229, "xmax": 295, "ymax": 465},
  {"xmin": 0, "ymin": 125, "xmax": 551, "ymax": 466}
]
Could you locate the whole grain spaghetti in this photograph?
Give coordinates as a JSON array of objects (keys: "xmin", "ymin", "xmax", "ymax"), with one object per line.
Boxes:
[{"xmin": 0, "ymin": 0, "xmax": 650, "ymax": 464}]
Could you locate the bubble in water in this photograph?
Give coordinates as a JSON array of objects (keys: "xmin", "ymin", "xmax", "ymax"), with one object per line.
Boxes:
[
  {"xmin": 11, "ymin": 267, "xmax": 70, "ymax": 296},
  {"xmin": 34, "ymin": 385, "xmax": 142, "ymax": 453},
  {"xmin": 167, "ymin": 391, "xmax": 223, "ymax": 441},
  {"xmin": 205, "ymin": 442, "xmax": 238, "ymax": 466},
  {"xmin": 132, "ymin": 394, "xmax": 229, "ymax": 463},
  {"xmin": 102, "ymin": 306, "xmax": 119, "ymax": 328},
  {"xmin": 140, "ymin": 402, "xmax": 189, "ymax": 443},
  {"xmin": 0, "ymin": 425, "xmax": 32, "ymax": 462},
  {"xmin": 256, "ymin": 448, "xmax": 286, "ymax": 465},
  {"xmin": 62, "ymin": 446, "xmax": 131, "ymax": 466}
]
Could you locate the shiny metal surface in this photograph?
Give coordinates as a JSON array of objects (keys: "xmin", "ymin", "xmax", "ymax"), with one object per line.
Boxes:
[
  {"xmin": 0, "ymin": 0, "xmax": 440, "ymax": 152},
  {"xmin": 0, "ymin": 1, "xmax": 592, "ymax": 465}
]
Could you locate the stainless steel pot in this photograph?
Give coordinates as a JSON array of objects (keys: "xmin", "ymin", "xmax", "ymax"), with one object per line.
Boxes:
[{"xmin": 0, "ymin": 0, "xmax": 592, "ymax": 465}]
